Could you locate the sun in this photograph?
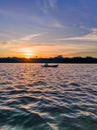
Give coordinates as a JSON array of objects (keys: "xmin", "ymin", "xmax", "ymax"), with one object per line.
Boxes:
[
  {"xmin": 26, "ymin": 56, "xmax": 30, "ymax": 59},
  {"xmin": 25, "ymin": 53, "xmax": 32, "ymax": 59},
  {"xmin": 19, "ymin": 48, "xmax": 36, "ymax": 58}
]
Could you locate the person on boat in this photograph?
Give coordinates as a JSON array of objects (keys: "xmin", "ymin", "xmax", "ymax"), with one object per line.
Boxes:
[{"xmin": 45, "ymin": 63, "xmax": 48, "ymax": 67}]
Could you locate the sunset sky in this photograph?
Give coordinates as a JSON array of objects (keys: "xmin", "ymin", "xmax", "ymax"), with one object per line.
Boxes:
[{"xmin": 0, "ymin": 0, "xmax": 97, "ymax": 58}]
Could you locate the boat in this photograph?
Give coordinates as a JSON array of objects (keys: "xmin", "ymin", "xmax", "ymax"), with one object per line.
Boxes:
[{"xmin": 41, "ymin": 63, "xmax": 58, "ymax": 68}]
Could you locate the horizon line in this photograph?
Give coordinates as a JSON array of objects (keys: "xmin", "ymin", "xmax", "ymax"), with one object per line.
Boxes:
[{"xmin": 0, "ymin": 56, "xmax": 97, "ymax": 58}]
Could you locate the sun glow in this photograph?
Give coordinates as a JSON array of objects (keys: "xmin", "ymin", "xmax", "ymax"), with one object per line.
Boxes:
[
  {"xmin": 24, "ymin": 53, "xmax": 33, "ymax": 59},
  {"xmin": 19, "ymin": 48, "xmax": 36, "ymax": 58}
]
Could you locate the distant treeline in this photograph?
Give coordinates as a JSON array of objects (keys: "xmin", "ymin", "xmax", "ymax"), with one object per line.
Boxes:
[{"xmin": 0, "ymin": 56, "xmax": 97, "ymax": 63}]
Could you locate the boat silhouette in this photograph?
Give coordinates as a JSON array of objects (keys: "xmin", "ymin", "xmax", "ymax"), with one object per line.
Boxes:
[{"xmin": 41, "ymin": 63, "xmax": 58, "ymax": 68}]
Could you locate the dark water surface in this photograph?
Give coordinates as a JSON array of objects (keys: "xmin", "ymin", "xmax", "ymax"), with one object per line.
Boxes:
[{"xmin": 0, "ymin": 63, "xmax": 97, "ymax": 130}]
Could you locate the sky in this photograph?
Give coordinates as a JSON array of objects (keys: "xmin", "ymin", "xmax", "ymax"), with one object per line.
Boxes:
[{"xmin": 0, "ymin": 0, "xmax": 97, "ymax": 58}]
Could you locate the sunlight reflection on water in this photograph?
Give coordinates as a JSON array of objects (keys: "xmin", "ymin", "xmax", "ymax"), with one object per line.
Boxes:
[{"xmin": 0, "ymin": 63, "xmax": 97, "ymax": 130}]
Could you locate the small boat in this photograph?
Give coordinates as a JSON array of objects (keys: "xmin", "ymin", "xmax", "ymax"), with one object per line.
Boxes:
[{"xmin": 41, "ymin": 63, "xmax": 58, "ymax": 68}]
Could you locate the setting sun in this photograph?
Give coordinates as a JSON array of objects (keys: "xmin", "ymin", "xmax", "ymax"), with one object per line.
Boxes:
[
  {"xmin": 24, "ymin": 53, "xmax": 32, "ymax": 59},
  {"xmin": 19, "ymin": 48, "xmax": 36, "ymax": 58},
  {"xmin": 26, "ymin": 57, "xmax": 30, "ymax": 59}
]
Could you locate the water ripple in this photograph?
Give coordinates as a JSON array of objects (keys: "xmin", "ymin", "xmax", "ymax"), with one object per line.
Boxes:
[{"xmin": 0, "ymin": 64, "xmax": 97, "ymax": 130}]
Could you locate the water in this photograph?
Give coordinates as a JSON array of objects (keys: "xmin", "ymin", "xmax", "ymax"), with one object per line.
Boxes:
[{"xmin": 0, "ymin": 63, "xmax": 97, "ymax": 130}]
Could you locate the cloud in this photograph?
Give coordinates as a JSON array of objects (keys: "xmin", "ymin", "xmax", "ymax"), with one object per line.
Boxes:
[
  {"xmin": 20, "ymin": 33, "xmax": 41, "ymax": 41},
  {"xmin": 41, "ymin": 0, "xmax": 57, "ymax": 13},
  {"xmin": 0, "ymin": 41, "xmax": 9, "ymax": 45},
  {"xmin": 52, "ymin": 20, "xmax": 65, "ymax": 28},
  {"xmin": 48, "ymin": 0, "xmax": 57, "ymax": 9},
  {"xmin": 57, "ymin": 28, "xmax": 97, "ymax": 41},
  {"xmin": 0, "ymin": 32, "xmax": 48, "ymax": 49},
  {"xmin": 8, "ymin": 33, "xmax": 44, "ymax": 44}
]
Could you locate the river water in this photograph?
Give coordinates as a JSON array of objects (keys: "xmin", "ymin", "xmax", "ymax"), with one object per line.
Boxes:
[{"xmin": 0, "ymin": 63, "xmax": 97, "ymax": 130}]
